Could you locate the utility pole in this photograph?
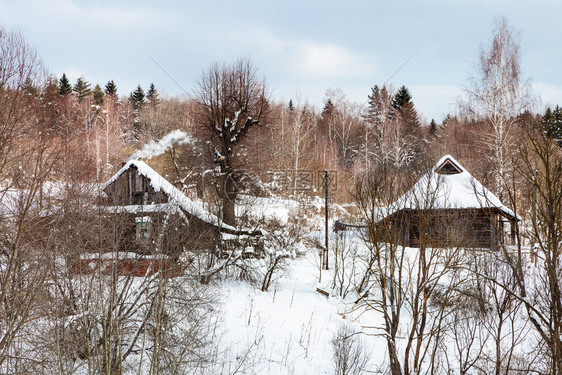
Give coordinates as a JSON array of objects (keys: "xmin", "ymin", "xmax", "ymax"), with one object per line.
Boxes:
[{"xmin": 323, "ymin": 170, "xmax": 329, "ymax": 270}]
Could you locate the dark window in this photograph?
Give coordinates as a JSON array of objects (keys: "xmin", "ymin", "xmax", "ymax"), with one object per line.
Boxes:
[
  {"xmin": 135, "ymin": 216, "xmax": 151, "ymax": 243},
  {"xmin": 436, "ymin": 160, "xmax": 462, "ymax": 175}
]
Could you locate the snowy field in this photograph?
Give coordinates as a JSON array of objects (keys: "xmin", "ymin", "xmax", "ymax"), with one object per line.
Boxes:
[{"xmin": 216, "ymin": 248, "xmax": 384, "ymax": 375}]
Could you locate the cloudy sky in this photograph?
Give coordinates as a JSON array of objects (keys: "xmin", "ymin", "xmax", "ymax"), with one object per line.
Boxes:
[{"xmin": 2, "ymin": 0, "xmax": 562, "ymax": 122}]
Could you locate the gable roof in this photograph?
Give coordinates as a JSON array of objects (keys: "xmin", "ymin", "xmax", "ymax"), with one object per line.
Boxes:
[
  {"xmin": 103, "ymin": 159, "xmax": 235, "ymax": 230},
  {"xmin": 377, "ymin": 155, "xmax": 516, "ymax": 221}
]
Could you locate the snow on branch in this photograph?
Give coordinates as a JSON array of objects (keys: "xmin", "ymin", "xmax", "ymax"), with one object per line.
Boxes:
[
  {"xmin": 232, "ymin": 117, "xmax": 258, "ymax": 145},
  {"xmin": 230, "ymin": 110, "xmax": 241, "ymax": 133},
  {"xmin": 213, "ymin": 147, "xmax": 225, "ymax": 164}
]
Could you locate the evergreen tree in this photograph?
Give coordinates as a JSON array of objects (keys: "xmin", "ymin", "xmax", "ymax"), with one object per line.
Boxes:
[
  {"xmin": 367, "ymin": 84, "xmax": 394, "ymax": 126},
  {"xmin": 429, "ymin": 118, "xmax": 438, "ymax": 136},
  {"xmin": 73, "ymin": 77, "xmax": 92, "ymax": 103},
  {"xmin": 543, "ymin": 105, "xmax": 562, "ymax": 145},
  {"xmin": 129, "ymin": 85, "xmax": 145, "ymax": 110},
  {"xmin": 93, "ymin": 84, "xmax": 104, "ymax": 105},
  {"xmin": 105, "ymin": 80, "xmax": 117, "ymax": 97},
  {"xmin": 392, "ymin": 85, "xmax": 413, "ymax": 110},
  {"xmin": 59, "ymin": 73, "xmax": 72, "ymax": 96},
  {"xmin": 367, "ymin": 85, "xmax": 381, "ymax": 120},
  {"xmin": 392, "ymin": 85, "xmax": 419, "ymax": 129},
  {"xmin": 322, "ymin": 98, "xmax": 334, "ymax": 119},
  {"xmin": 146, "ymin": 83, "xmax": 159, "ymax": 108}
]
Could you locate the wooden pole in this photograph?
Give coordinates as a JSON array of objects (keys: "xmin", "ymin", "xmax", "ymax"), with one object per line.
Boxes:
[{"xmin": 323, "ymin": 170, "xmax": 329, "ymax": 270}]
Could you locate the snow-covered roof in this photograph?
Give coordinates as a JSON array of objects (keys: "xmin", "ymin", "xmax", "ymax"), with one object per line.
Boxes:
[
  {"xmin": 376, "ymin": 155, "xmax": 516, "ymax": 222},
  {"xmin": 103, "ymin": 159, "xmax": 235, "ymax": 231}
]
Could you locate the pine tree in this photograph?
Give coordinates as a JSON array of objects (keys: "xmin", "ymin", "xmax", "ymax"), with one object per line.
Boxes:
[
  {"xmin": 367, "ymin": 85, "xmax": 380, "ymax": 120},
  {"xmin": 392, "ymin": 85, "xmax": 419, "ymax": 129},
  {"xmin": 129, "ymin": 85, "xmax": 145, "ymax": 110},
  {"xmin": 322, "ymin": 98, "xmax": 334, "ymax": 119},
  {"xmin": 59, "ymin": 73, "xmax": 72, "ymax": 96},
  {"xmin": 429, "ymin": 119, "xmax": 438, "ymax": 136},
  {"xmin": 93, "ymin": 84, "xmax": 104, "ymax": 105},
  {"xmin": 73, "ymin": 77, "xmax": 92, "ymax": 103},
  {"xmin": 543, "ymin": 105, "xmax": 562, "ymax": 145},
  {"xmin": 367, "ymin": 84, "xmax": 394, "ymax": 126},
  {"xmin": 146, "ymin": 83, "xmax": 159, "ymax": 108},
  {"xmin": 392, "ymin": 85, "xmax": 413, "ymax": 110},
  {"xmin": 105, "ymin": 80, "xmax": 117, "ymax": 97}
]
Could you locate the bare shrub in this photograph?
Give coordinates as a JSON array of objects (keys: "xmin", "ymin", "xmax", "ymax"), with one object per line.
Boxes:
[
  {"xmin": 331, "ymin": 231, "xmax": 362, "ymax": 298},
  {"xmin": 331, "ymin": 324, "xmax": 368, "ymax": 375}
]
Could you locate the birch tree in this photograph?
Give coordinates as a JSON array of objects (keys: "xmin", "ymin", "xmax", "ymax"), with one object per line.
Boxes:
[{"xmin": 461, "ymin": 17, "xmax": 532, "ymax": 200}]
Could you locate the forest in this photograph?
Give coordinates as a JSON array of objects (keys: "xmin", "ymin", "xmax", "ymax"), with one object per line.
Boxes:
[{"xmin": 1, "ymin": 17, "xmax": 562, "ymax": 375}]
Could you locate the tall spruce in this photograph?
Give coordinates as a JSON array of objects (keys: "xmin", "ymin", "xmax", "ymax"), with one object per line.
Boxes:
[
  {"xmin": 92, "ymin": 84, "xmax": 104, "ymax": 105},
  {"xmin": 367, "ymin": 85, "xmax": 381, "ymax": 121},
  {"xmin": 392, "ymin": 85, "xmax": 419, "ymax": 129},
  {"xmin": 73, "ymin": 77, "xmax": 92, "ymax": 103},
  {"xmin": 392, "ymin": 85, "xmax": 413, "ymax": 110},
  {"xmin": 130, "ymin": 85, "xmax": 145, "ymax": 110},
  {"xmin": 146, "ymin": 83, "xmax": 159, "ymax": 108},
  {"xmin": 105, "ymin": 80, "xmax": 117, "ymax": 97},
  {"xmin": 322, "ymin": 98, "xmax": 334, "ymax": 119},
  {"xmin": 429, "ymin": 119, "xmax": 438, "ymax": 136},
  {"xmin": 59, "ymin": 73, "xmax": 72, "ymax": 96},
  {"xmin": 543, "ymin": 105, "xmax": 562, "ymax": 145},
  {"xmin": 367, "ymin": 84, "xmax": 394, "ymax": 126}
]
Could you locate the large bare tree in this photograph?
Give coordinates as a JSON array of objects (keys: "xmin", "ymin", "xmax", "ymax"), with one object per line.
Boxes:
[
  {"xmin": 195, "ymin": 57, "xmax": 269, "ymax": 226},
  {"xmin": 0, "ymin": 24, "xmax": 63, "ymax": 371},
  {"xmin": 504, "ymin": 124, "xmax": 562, "ymax": 374}
]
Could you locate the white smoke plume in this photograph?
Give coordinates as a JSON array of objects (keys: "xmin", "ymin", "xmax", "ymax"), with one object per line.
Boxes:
[{"xmin": 129, "ymin": 129, "xmax": 193, "ymax": 161}]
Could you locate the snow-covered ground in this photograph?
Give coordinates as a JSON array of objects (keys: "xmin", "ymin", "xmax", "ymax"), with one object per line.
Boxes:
[{"xmin": 216, "ymin": 249, "xmax": 384, "ymax": 375}]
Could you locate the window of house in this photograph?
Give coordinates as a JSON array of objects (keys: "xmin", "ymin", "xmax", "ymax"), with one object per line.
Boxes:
[
  {"xmin": 135, "ymin": 216, "xmax": 151, "ymax": 243},
  {"xmin": 436, "ymin": 159, "xmax": 462, "ymax": 175}
]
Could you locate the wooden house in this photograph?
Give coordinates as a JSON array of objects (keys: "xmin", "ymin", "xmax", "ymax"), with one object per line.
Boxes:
[
  {"xmin": 73, "ymin": 160, "xmax": 262, "ymax": 275},
  {"xmin": 371, "ymin": 155, "xmax": 518, "ymax": 249},
  {"xmin": 100, "ymin": 159, "xmax": 238, "ymax": 257}
]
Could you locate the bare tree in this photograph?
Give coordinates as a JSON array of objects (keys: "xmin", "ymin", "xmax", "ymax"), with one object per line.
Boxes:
[
  {"xmin": 0, "ymin": 24, "xmax": 63, "ymax": 372},
  {"xmin": 195, "ymin": 57, "xmax": 269, "ymax": 226},
  {"xmin": 501, "ymin": 123, "xmax": 562, "ymax": 374},
  {"xmin": 324, "ymin": 89, "xmax": 365, "ymax": 168}
]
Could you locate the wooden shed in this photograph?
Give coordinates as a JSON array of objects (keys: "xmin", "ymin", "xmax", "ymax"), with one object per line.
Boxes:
[{"xmin": 372, "ymin": 155, "xmax": 518, "ymax": 249}]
